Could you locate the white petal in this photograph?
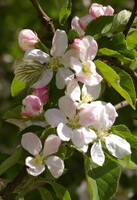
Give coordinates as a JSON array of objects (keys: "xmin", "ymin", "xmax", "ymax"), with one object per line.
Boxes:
[
  {"xmin": 26, "ymin": 164, "xmax": 45, "ymax": 176},
  {"xmin": 82, "ymin": 83, "xmax": 101, "ymax": 100},
  {"xmin": 43, "ymin": 135, "xmax": 61, "ymax": 156},
  {"xmin": 24, "ymin": 49, "xmax": 50, "ymax": 64},
  {"xmin": 71, "ymin": 16, "xmax": 85, "ymax": 36},
  {"xmin": 57, "ymin": 123, "xmax": 71, "ymax": 141},
  {"xmin": 90, "ymin": 141, "xmax": 105, "ymax": 166},
  {"xmin": 21, "ymin": 132, "xmax": 42, "ymax": 155},
  {"xmin": 105, "ymin": 134, "xmax": 131, "ymax": 158},
  {"xmin": 45, "ymin": 156, "xmax": 64, "ymax": 178},
  {"xmin": 71, "ymin": 57, "xmax": 82, "ymax": 74},
  {"xmin": 25, "ymin": 156, "xmax": 36, "ymax": 168},
  {"xmin": 61, "ymin": 49, "xmax": 80, "ymax": 67},
  {"xmin": 100, "ymin": 103, "xmax": 118, "ymax": 130},
  {"xmin": 56, "ymin": 68, "xmax": 74, "ymax": 89},
  {"xmin": 58, "ymin": 96, "xmax": 76, "ymax": 118},
  {"xmin": 31, "ymin": 69, "xmax": 53, "ymax": 89},
  {"xmin": 44, "ymin": 109, "xmax": 67, "ymax": 127},
  {"xmin": 50, "ymin": 29, "xmax": 68, "ymax": 57},
  {"xmin": 71, "ymin": 128, "xmax": 96, "ymax": 152},
  {"xmin": 79, "ymin": 36, "xmax": 98, "ymax": 62},
  {"xmin": 65, "ymin": 79, "xmax": 80, "ymax": 101}
]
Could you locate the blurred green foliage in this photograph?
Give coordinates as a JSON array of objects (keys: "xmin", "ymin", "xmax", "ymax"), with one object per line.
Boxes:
[{"xmin": 0, "ymin": 0, "xmax": 137, "ymax": 199}]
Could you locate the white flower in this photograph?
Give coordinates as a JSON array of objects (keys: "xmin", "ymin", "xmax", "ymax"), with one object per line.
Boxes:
[
  {"xmin": 24, "ymin": 30, "xmax": 74, "ymax": 89},
  {"xmin": 71, "ymin": 36, "xmax": 102, "ymax": 86},
  {"xmin": 21, "ymin": 132, "xmax": 64, "ymax": 178},
  {"xmin": 65, "ymin": 78, "xmax": 101, "ymax": 107},
  {"xmin": 44, "ymin": 96, "xmax": 96, "ymax": 152},
  {"xmin": 78, "ymin": 101, "xmax": 131, "ymax": 166}
]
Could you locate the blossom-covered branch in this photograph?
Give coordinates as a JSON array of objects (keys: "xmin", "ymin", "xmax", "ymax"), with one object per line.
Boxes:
[{"xmin": 29, "ymin": 0, "xmax": 55, "ymax": 37}]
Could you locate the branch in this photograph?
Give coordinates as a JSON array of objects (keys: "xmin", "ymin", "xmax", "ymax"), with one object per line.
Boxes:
[
  {"xmin": 98, "ymin": 56, "xmax": 137, "ymax": 83},
  {"xmin": 0, "ymin": 166, "xmax": 26, "ymax": 199},
  {"xmin": 115, "ymin": 99, "xmax": 137, "ymax": 110},
  {"xmin": 29, "ymin": 0, "xmax": 55, "ymax": 37},
  {"xmin": 123, "ymin": 0, "xmax": 137, "ymax": 37}
]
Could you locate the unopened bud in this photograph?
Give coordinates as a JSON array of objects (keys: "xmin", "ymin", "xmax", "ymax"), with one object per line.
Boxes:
[
  {"xmin": 18, "ymin": 29, "xmax": 38, "ymax": 51},
  {"xmin": 21, "ymin": 95, "xmax": 42, "ymax": 117},
  {"xmin": 32, "ymin": 88, "xmax": 49, "ymax": 104}
]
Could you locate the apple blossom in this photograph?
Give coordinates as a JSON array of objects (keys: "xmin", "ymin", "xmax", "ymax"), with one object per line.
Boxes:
[
  {"xmin": 32, "ymin": 87, "xmax": 49, "ymax": 104},
  {"xmin": 78, "ymin": 101, "xmax": 131, "ymax": 166},
  {"xmin": 24, "ymin": 29, "xmax": 75, "ymax": 89},
  {"xmin": 71, "ymin": 36, "xmax": 102, "ymax": 86},
  {"xmin": 21, "ymin": 132, "xmax": 64, "ymax": 178},
  {"xmin": 21, "ymin": 95, "xmax": 43, "ymax": 117},
  {"xmin": 45, "ymin": 96, "xmax": 97, "ymax": 152},
  {"xmin": 18, "ymin": 29, "xmax": 38, "ymax": 51},
  {"xmin": 89, "ymin": 3, "xmax": 114, "ymax": 19},
  {"xmin": 65, "ymin": 78, "xmax": 101, "ymax": 106}
]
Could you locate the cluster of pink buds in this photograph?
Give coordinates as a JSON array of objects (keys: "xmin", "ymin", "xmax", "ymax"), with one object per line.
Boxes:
[{"xmin": 72, "ymin": 3, "xmax": 114, "ymax": 36}]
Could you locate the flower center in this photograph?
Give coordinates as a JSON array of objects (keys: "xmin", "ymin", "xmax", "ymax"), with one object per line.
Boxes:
[
  {"xmin": 97, "ymin": 130, "xmax": 108, "ymax": 139},
  {"xmin": 66, "ymin": 116, "xmax": 81, "ymax": 129},
  {"xmin": 81, "ymin": 92, "xmax": 93, "ymax": 103},
  {"xmin": 48, "ymin": 56, "xmax": 63, "ymax": 70},
  {"xmin": 33, "ymin": 154, "xmax": 43, "ymax": 165},
  {"xmin": 82, "ymin": 62, "xmax": 93, "ymax": 75}
]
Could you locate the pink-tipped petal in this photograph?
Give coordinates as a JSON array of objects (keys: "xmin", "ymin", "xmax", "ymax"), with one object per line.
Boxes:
[
  {"xmin": 58, "ymin": 96, "xmax": 76, "ymax": 118},
  {"xmin": 79, "ymin": 36, "xmax": 98, "ymax": 62},
  {"xmin": 50, "ymin": 29, "xmax": 68, "ymax": 57}
]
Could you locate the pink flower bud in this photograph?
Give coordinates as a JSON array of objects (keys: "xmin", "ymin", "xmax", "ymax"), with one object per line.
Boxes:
[
  {"xmin": 79, "ymin": 15, "xmax": 93, "ymax": 30},
  {"xmin": 21, "ymin": 95, "xmax": 42, "ymax": 117},
  {"xmin": 70, "ymin": 38, "xmax": 81, "ymax": 49},
  {"xmin": 32, "ymin": 88, "xmax": 49, "ymax": 104},
  {"xmin": 89, "ymin": 3, "xmax": 114, "ymax": 19},
  {"xmin": 104, "ymin": 6, "xmax": 114, "ymax": 16},
  {"xmin": 18, "ymin": 29, "xmax": 38, "ymax": 51}
]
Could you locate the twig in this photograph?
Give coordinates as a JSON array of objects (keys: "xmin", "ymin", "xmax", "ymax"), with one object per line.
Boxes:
[
  {"xmin": 115, "ymin": 99, "xmax": 137, "ymax": 110},
  {"xmin": 98, "ymin": 56, "xmax": 137, "ymax": 83},
  {"xmin": 123, "ymin": 0, "xmax": 137, "ymax": 37},
  {"xmin": 0, "ymin": 166, "xmax": 26, "ymax": 199},
  {"xmin": 29, "ymin": 0, "xmax": 55, "ymax": 37}
]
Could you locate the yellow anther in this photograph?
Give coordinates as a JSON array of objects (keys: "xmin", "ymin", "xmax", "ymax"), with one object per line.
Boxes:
[{"xmin": 82, "ymin": 62, "xmax": 93, "ymax": 74}]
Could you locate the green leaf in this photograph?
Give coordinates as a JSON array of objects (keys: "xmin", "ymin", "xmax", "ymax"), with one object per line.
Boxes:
[
  {"xmin": 84, "ymin": 156, "xmax": 121, "ymax": 200},
  {"xmin": 3, "ymin": 105, "xmax": 22, "ymax": 119},
  {"xmin": 98, "ymin": 48, "xmax": 131, "ymax": 65},
  {"xmin": 111, "ymin": 10, "xmax": 131, "ymax": 32},
  {"xmin": 126, "ymin": 30, "xmax": 137, "ymax": 50},
  {"xmin": 0, "ymin": 148, "xmax": 24, "ymax": 176},
  {"xmin": 98, "ymin": 33, "xmax": 136, "ymax": 60},
  {"xmin": 50, "ymin": 182, "xmax": 71, "ymax": 200},
  {"xmin": 129, "ymin": 58, "xmax": 137, "ymax": 70},
  {"xmin": 95, "ymin": 60, "xmax": 136, "ymax": 109},
  {"xmin": 114, "ymin": 68, "xmax": 136, "ymax": 106},
  {"xmin": 59, "ymin": 0, "xmax": 72, "ymax": 25},
  {"xmin": 68, "ymin": 29, "xmax": 80, "ymax": 44},
  {"xmin": 85, "ymin": 16, "xmax": 113, "ymax": 37},
  {"xmin": 11, "ymin": 77, "xmax": 27, "ymax": 97},
  {"xmin": 38, "ymin": 187, "xmax": 53, "ymax": 200}
]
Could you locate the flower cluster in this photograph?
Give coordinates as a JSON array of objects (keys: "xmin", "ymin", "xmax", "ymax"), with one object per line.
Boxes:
[{"xmin": 14, "ymin": 2, "xmax": 132, "ymax": 178}]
